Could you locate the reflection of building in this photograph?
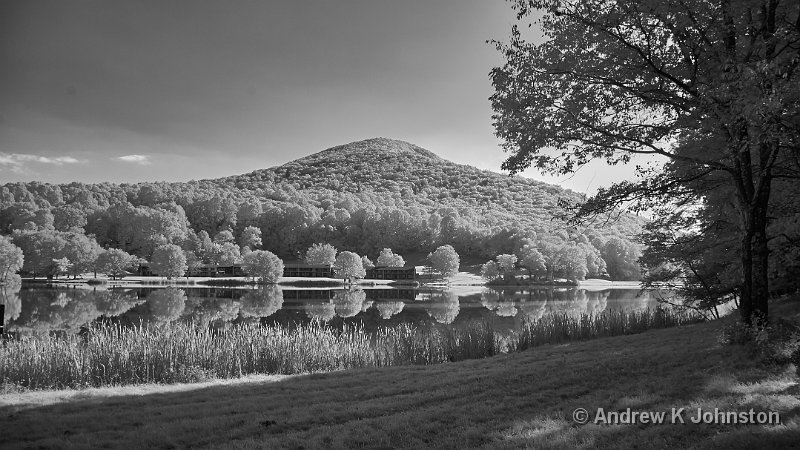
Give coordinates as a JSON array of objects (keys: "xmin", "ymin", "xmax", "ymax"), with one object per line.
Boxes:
[
  {"xmin": 363, "ymin": 288, "xmax": 416, "ymax": 301},
  {"xmin": 365, "ymin": 266, "xmax": 417, "ymax": 280},
  {"xmin": 282, "ymin": 289, "xmax": 336, "ymax": 301}
]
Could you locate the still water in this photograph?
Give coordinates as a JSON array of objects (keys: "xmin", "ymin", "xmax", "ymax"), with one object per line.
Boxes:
[{"xmin": 1, "ymin": 284, "xmax": 665, "ymax": 335}]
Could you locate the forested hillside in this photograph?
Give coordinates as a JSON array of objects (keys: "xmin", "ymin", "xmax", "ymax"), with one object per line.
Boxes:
[{"xmin": 0, "ymin": 138, "xmax": 644, "ymax": 280}]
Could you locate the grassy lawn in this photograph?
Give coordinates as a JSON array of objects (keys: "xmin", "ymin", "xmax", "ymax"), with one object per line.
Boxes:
[{"xmin": 2, "ymin": 300, "xmax": 799, "ymax": 449}]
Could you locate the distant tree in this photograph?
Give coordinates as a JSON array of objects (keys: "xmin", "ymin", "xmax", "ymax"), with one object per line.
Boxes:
[
  {"xmin": 239, "ymin": 225, "xmax": 262, "ymax": 249},
  {"xmin": 184, "ymin": 250, "xmax": 202, "ymax": 279},
  {"xmin": 150, "ymin": 243, "xmax": 188, "ymax": 279},
  {"xmin": 0, "ymin": 236, "xmax": 24, "ymax": 283},
  {"xmin": 53, "ymin": 205, "xmax": 87, "ymax": 231},
  {"xmin": 602, "ymin": 237, "xmax": 642, "ymax": 281},
  {"xmin": 210, "ymin": 242, "xmax": 242, "ymax": 266},
  {"xmin": 518, "ymin": 245, "xmax": 546, "ymax": 280},
  {"xmin": 428, "ymin": 245, "xmax": 460, "ymax": 278},
  {"xmin": 376, "ymin": 248, "xmax": 405, "ymax": 267},
  {"xmin": 95, "ymin": 248, "xmax": 137, "ymax": 280},
  {"xmin": 480, "ymin": 260, "xmax": 500, "ymax": 281},
  {"xmin": 63, "ymin": 233, "xmax": 102, "ymax": 278},
  {"xmin": 333, "ymin": 251, "xmax": 365, "ymax": 282},
  {"xmin": 12, "ymin": 230, "xmax": 69, "ymax": 279},
  {"xmin": 361, "ymin": 255, "xmax": 375, "ymax": 269},
  {"xmin": 304, "ymin": 243, "xmax": 337, "ymax": 265},
  {"xmin": 213, "ymin": 229, "xmax": 235, "ymax": 244},
  {"xmin": 51, "ymin": 257, "xmax": 72, "ymax": 279},
  {"xmin": 495, "ymin": 254, "xmax": 518, "ymax": 281},
  {"xmin": 242, "ymin": 250, "xmax": 284, "ymax": 284}
]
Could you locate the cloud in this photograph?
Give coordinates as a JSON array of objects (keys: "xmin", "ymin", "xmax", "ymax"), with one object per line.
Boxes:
[
  {"xmin": 117, "ymin": 154, "xmax": 151, "ymax": 165},
  {"xmin": 0, "ymin": 153, "xmax": 82, "ymax": 172}
]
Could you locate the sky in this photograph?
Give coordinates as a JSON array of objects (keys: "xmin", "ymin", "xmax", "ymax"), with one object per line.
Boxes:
[{"xmin": 0, "ymin": 0, "xmax": 645, "ymax": 193}]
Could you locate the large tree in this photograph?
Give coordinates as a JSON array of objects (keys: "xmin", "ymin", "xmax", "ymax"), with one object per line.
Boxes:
[
  {"xmin": 491, "ymin": 0, "xmax": 800, "ymax": 323},
  {"xmin": 150, "ymin": 243, "xmax": 188, "ymax": 279}
]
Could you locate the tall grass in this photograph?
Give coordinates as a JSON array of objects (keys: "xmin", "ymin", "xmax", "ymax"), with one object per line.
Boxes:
[
  {"xmin": 516, "ymin": 307, "xmax": 700, "ymax": 351},
  {"xmin": 0, "ymin": 307, "xmax": 699, "ymax": 391}
]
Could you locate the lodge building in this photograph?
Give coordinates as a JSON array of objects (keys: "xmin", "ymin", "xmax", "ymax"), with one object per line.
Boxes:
[{"xmin": 137, "ymin": 263, "xmax": 418, "ymax": 280}]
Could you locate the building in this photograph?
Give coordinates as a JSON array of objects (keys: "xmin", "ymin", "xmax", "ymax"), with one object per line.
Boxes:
[{"xmin": 365, "ymin": 266, "xmax": 417, "ymax": 281}]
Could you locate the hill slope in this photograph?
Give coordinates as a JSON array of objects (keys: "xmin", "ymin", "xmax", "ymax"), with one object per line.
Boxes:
[{"xmin": 0, "ymin": 138, "xmax": 643, "ymax": 278}]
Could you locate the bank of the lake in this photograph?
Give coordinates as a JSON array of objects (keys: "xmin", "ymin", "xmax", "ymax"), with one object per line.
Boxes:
[{"xmin": 2, "ymin": 297, "xmax": 798, "ymax": 449}]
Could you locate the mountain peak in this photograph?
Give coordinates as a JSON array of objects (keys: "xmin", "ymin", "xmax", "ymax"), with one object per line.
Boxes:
[{"xmin": 302, "ymin": 137, "xmax": 443, "ymax": 162}]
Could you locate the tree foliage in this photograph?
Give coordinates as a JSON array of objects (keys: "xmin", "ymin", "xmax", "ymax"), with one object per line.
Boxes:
[
  {"xmin": 304, "ymin": 243, "xmax": 337, "ymax": 266},
  {"xmin": 491, "ymin": 0, "xmax": 800, "ymax": 322},
  {"xmin": 376, "ymin": 248, "xmax": 405, "ymax": 267},
  {"xmin": 242, "ymin": 250, "xmax": 284, "ymax": 283},
  {"xmin": 428, "ymin": 245, "xmax": 460, "ymax": 278},
  {"xmin": 333, "ymin": 251, "xmax": 366, "ymax": 281},
  {"xmin": 150, "ymin": 244, "xmax": 188, "ymax": 279}
]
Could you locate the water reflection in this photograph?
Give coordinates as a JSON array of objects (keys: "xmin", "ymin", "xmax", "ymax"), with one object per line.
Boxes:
[
  {"xmin": 3, "ymin": 285, "xmax": 666, "ymax": 334},
  {"xmin": 240, "ymin": 286, "xmax": 283, "ymax": 318}
]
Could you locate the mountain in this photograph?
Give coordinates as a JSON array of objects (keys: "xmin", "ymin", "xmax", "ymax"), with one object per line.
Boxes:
[{"xmin": 1, "ymin": 138, "xmax": 644, "ymax": 278}]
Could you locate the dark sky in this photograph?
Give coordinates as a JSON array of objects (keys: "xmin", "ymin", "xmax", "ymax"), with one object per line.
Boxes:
[{"xmin": 0, "ymin": 0, "xmax": 640, "ymax": 192}]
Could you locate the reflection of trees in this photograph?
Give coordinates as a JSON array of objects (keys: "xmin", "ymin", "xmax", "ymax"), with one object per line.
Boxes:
[
  {"xmin": 9, "ymin": 288, "xmax": 140, "ymax": 332},
  {"xmin": 146, "ymin": 288, "xmax": 187, "ymax": 322},
  {"xmin": 375, "ymin": 300, "xmax": 404, "ymax": 319},
  {"xmin": 585, "ymin": 290, "xmax": 610, "ymax": 315},
  {"xmin": 426, "ymin": 291, "xmax": 460, "ymax": 324},
  {"xmin": 480, "ymin": 290, "xmax": 501, "ymax": 310},
  {"xmin": 1, "ymin": 284, "xmax": 22, "ymax": 323},
  {"xmin": 333, "ymin": 289, "xmax": 366, "ymax": 318},
  {"xmin": 481, "ymin": 289, "xmax": 518, "ymax": 317},
  {"xmin": 240, "ymin": 286, "xmax": 284, "ymax": 318},
  {"xmin": 495, "ymin": 303, "xmax": 518, "ymax": 317},
  {"xmin": 305, "ymin": 302, "xmax": 336, "ymax": 322}
]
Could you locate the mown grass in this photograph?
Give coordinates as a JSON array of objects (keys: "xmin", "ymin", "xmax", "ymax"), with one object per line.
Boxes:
[{"xmin": 1, "ymin": 307, "xmax": 698, "ymax": 391}]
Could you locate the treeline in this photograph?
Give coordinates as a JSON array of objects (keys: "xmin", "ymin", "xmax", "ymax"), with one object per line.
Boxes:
[{"xmin": 0, "ymin": 139, "xmax": 644, "ymax": 280}]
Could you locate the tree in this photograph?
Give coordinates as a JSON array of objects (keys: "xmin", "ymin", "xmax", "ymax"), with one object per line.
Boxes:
[
  {"xmin": 95, "ymin": 248, "xmax": 137, "ymax": 280},
  {"xmin": 491, "ymin": 0, "xmax": 800, "ymax": 323},
  {"xmin": 63, "ymin": 233, "xmax": 102, "ymax": 278},
  {"xmin": 376, "ymin": 248, "xmax": 405, "ymax": 267},
  {"xmin": 304, "ymin": 243, "xmax": 337, "ymax": 265},
  {"xmin": 428, "ymin": 245, "xmax": 460, "ymax": 278},
  {"xmin": 481, "ymin": 260, "xmax": 500, "ymax": 281},
  {"xmin": 333, "ymin": 251, "xmax": 365, "ymax": 282},
  {"xmin": 51, "ymin": 257, "xmax": 72, "ymax": 279},
  {"xmin": 0, "ymin": 236, "xmax": 24, "ymax": 283},
  {"xmin": 495, "ymin": 254, "xmax": 518, "ymax": 281},
  {"xmin": 518, "ymin": 245, "xmax": 546, "ymax": 280},
  {"xmin": 242, "ymin": 250, "xmax": 284, "ymax": 283},
  {"xmin": 361, "ymin": 255, "xmax": 375, "ymax": 269},
  {"xmin": 213, "ymin": 229, "xmax": 235, "ymax": 244},
  {"xmin": 150, "ymin": 243, "xmax": 188, "ymax": 279},
  {"xmin": 239, "ymin": 225, "xmax": 262, "ymax": 249}
]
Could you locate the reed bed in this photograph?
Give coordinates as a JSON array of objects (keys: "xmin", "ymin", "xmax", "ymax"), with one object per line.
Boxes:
[
  {"xmin": 515, "ymin": 307, "xmax": 701, "ymax": 351},
  {"xmin": 1, "ymin": 307, "xmax": 699, "ymax": 391}
]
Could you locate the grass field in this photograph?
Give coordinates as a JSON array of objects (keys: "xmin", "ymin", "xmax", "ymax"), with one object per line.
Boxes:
[{"xmin": 1, "ymin": 299, "xmax": 799, "ymax": 449}]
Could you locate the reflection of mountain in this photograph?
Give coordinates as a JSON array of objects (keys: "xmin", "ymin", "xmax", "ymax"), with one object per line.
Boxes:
[{"xmin": 240, "ymin": 286, "xmax": 283, "ymax": 318}]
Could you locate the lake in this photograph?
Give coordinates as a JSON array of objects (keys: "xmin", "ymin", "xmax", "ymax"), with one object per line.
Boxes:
[{"xmin": 1, "ymin": 284, "xmax": 667, "ymax": 335}]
